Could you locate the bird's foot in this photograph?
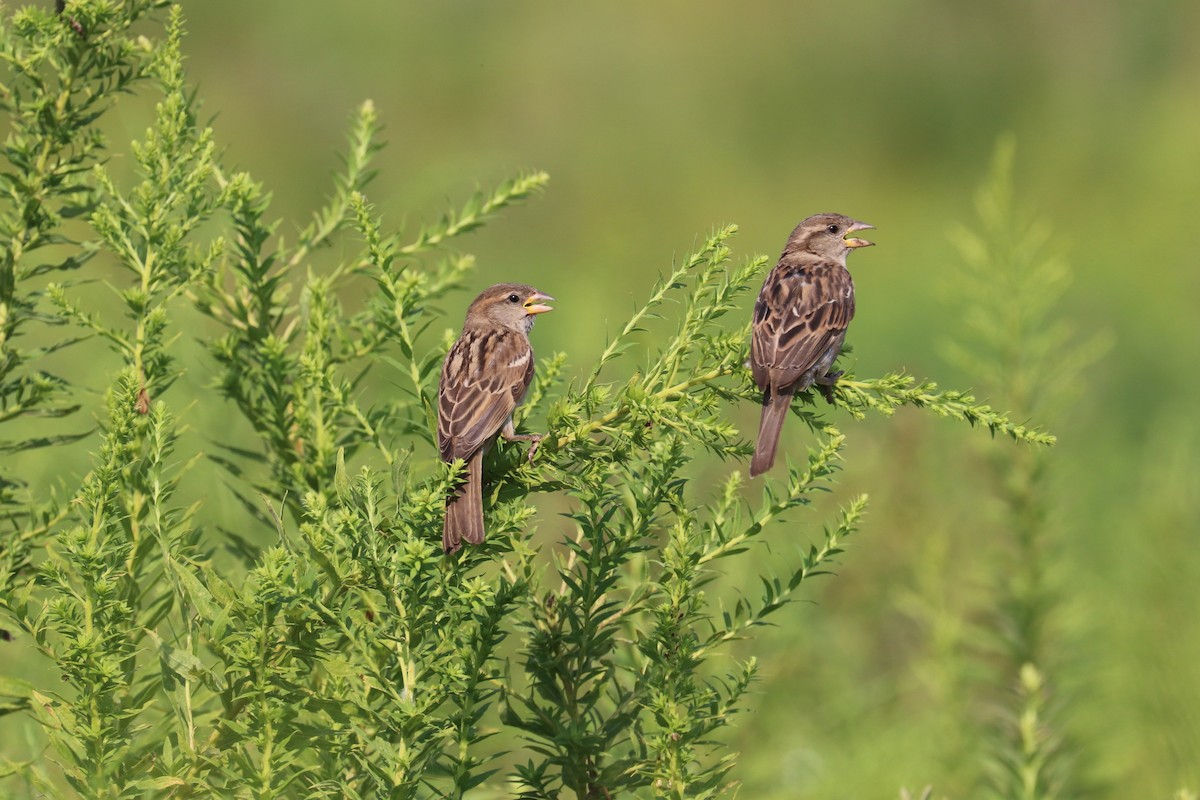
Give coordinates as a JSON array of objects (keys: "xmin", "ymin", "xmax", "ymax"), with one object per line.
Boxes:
[
  {"xmin": 525, "ymin": 433, "xmax": 544, "ymax": 463},
  {"xmin": 815, "ymin": 370, "xmax": 843, "ymax": 404},
  {"xmin": 502, "ymin": 430, "xmax": 545, "ymax": 463}
]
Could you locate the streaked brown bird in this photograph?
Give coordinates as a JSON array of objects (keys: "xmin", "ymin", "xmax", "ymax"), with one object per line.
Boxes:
[
  {"xmin": 437, "ymin": 283, "xmax": 554, "ymax": 553},
  {"xmin": 748, "ymin": 213, "xmax": 874, "ymax": 477}
]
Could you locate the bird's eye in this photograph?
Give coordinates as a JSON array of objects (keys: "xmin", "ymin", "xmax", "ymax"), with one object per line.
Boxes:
[
  {"xmin": 508, "ymin": 293, "xmax": 520, "ymax": 303},
  {"xmin": 827, "ymin": 224, "xmax": 840, "ymax": 234}
]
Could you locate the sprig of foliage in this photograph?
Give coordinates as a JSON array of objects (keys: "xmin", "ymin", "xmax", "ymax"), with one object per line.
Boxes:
[
  {"xmin": 0, "ymin": 2, "xmax": 173, "ymax": 752},
  {"xmin": 0, "ymin": 0, "xmax": 168, "ymax": 508},
  {"xmin": 399, "ymin": 171, "xmax": 550, "ymax": 256},
  {"xmin": 16, "ymin": 371, "xmax": 200, "ymax": 798},
  {"xmin": 1, "ymin": 8, "xmax": 216, "ymax": 797},
  {"xmin": 985, "ymin": 664, "xmax": 1065, "ymax": 800},
  {"xmin": 833, "ymin": 374, "xmax": 1056, "ymax": 446},
  {"xmin": 48, "ymin": 6, "xmax": 222, "ymax": 397},
  {"xmin": 944, "ymin": 139, "xmax": 1101, "ymax": 800}
]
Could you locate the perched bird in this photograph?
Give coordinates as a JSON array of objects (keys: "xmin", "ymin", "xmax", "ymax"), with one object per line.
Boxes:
[
  {"xmin": 437, "ymin": 283, "xmax": 554, "ymax": 553},
  {"xmin": 748, "ymin": 213, "xmax": 874, "ymax": 477}
]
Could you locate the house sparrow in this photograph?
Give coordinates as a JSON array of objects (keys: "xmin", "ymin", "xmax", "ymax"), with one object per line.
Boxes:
[
  {"xmin": 438, "ymin": 283, "xmax": 554, "ymax": 553},
  {"xmin": 749, "ymin": 213, "xmax": 874, "ymax": 477}
]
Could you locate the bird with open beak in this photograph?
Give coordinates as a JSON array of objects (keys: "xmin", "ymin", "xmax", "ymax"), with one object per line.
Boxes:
[
  {"xmin": 748, "ymin": 213, "xmax": 874, "ymax": 476},
  {"xmin": 437, "ymin": 283, "xmax": 554, "ymax": 553}
]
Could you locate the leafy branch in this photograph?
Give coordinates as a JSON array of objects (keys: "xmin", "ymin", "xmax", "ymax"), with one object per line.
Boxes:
[{"xmin": 834, "ymin": 374, "xmax": 1057, "ymax": 446}]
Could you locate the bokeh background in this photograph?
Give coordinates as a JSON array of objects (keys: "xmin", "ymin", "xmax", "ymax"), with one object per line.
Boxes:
[{"xmin": 7, "ymin": 1, "xmax": 1200, "ymax": 796}]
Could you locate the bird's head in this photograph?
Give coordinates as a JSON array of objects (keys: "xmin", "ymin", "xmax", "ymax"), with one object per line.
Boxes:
[
  {"xmin": 787, "ymin": 213, "xmax": 875, "ymax": 262},
  {"xmin": 465, "ymin": 283, "xmax": 555, "ymax": 334}
]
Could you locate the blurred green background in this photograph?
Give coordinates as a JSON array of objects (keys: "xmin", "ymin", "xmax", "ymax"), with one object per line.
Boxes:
[{"xmin": 9, "ymin": 0, "xmax": 1200, "ymax": 796}]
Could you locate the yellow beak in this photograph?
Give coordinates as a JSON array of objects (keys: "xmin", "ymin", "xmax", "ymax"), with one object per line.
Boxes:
[
  {"xmin": 844, "ymin": 220, "xmax": 875, "ymax": 249},
  {"xmin": 523, "ymin": 291, "xmax": 555, "ymax": 315}
]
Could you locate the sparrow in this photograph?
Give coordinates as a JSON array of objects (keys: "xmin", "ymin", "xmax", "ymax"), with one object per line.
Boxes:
[
  {"xmin": 437, "ymin": 283, "xmax": 554, "ymax": 553},
  {"xmin": 748, "ymin": 213, "xmax": 874, "ymax": 477}
]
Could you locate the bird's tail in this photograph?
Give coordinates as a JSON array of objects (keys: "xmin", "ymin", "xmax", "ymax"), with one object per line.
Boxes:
[
  {"xmin": 443, "ymin": 450, "xmax": 485, "ymax": 553},
  {"xmin": 750, "ymin": 388, "xmax": 793, "ymax": 477}
]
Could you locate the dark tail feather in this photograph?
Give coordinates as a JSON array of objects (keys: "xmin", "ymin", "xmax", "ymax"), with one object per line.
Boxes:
[
  {"xmin": 750, "ymin": 389, "xmax": 793, "ymax": 477},
  {"xmin": 444, "ymin": 450, "xmax": 485, "ymax": 553}
]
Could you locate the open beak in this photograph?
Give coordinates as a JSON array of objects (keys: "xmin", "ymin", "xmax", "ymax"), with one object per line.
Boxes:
[
  {"xmin": 844, "ymin": 220, "xmax": 875, "ymax": 249},
  {"xmin": 523, "ymin": 291, "xmax": 555, "ymax": 315}
]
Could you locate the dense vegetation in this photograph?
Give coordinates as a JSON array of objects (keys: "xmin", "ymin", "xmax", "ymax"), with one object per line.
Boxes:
[{"xmin": 3, "ymin": 2, "xmax": 1197, "ymax": 798}]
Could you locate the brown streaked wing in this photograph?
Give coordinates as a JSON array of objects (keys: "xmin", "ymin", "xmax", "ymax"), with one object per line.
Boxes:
[
  {"xmin": 750, "ymin": 261, "xmax": 854, "ymax": 389},
  {"xmin": 438, "ymin": 327, "xmax": 535, "ymax": 461}
]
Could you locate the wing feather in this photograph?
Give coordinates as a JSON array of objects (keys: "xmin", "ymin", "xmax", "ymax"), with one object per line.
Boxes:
[
  {"xmin": 438, "ymin": 327, "xmax": 534, "ymax": 461},
  {"xmin": 750, "ymin": 258, "xmax": 855, "ymax": 392}
]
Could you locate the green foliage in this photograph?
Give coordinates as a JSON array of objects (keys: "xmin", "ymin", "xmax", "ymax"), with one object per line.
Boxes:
[
  {"xmin": 941, "ymin": 139, "xmax": 1109, "ymax": 800},
  {"xmin": 0, "ymin": 0, "xmax": 169, "ymax": 508},
  {"xmin": 0, "ymin": 4, "xmax": 1052, "ymax": 798}
]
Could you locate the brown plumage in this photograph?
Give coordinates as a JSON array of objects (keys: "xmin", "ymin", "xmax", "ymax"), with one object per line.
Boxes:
[
  {"xmin": 438, "ymin": 283, "xmax": 554, "ymax": 553},
  {"xmin": 749, "ymin": 213, "xmax": 875, "ymax": 477}
]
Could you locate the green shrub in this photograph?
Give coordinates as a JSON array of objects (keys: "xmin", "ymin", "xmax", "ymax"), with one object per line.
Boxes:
[{"xmin": 1, "ymin": 4, "xmax": 1049, "ymax": 797}]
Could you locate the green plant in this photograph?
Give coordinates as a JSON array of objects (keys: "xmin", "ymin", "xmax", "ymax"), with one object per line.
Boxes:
[
  {"xmin": 1, "ymin": 4, "xmax": 1052, "ymax": 797},
  {"xmin": 942, "ymin": 138, "xmax": 1109, "ymax": 800},
  {"xmin": 1, "ymin": 0, "xmax": 170, "ymax": 545}
]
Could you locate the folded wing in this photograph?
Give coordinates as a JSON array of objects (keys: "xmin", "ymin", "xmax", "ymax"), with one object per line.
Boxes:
[
  {"xmin": 751, "ymin": 259, "xmax": 855, "ymax": 392},
  {"xmin": 438, "ymin": 328, "xmax": 535, "ymax": 461}
]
